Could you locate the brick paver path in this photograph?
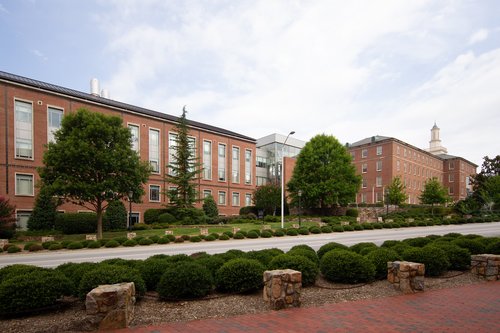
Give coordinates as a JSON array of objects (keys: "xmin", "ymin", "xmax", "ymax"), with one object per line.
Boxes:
[{"xmin": 113, "ymin": 281, "xmax": 499, "ymax": 333}]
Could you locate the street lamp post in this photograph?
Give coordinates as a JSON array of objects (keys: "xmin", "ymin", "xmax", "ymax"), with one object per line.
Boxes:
[
  {"xmin": 281, "ymin": 131, "xmax": 295, "ymax": 229},
  {"xmin": 298, "ymin": 189, "xmax": 302, "ymax": 227},
  {"xmin": 128, "ymin": 191, "xmax": 133, "ymax": 231}
]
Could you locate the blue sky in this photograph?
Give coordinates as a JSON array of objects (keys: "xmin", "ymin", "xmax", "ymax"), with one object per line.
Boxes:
[{"xmin": 1, "ymin": 0, "xmax": 499, "ymax": 167}]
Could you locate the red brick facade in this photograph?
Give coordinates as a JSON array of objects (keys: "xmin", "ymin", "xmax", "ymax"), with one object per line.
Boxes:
[{"xmin": 0, "ymin": 72, "xmax": 256, "ymax": 225}]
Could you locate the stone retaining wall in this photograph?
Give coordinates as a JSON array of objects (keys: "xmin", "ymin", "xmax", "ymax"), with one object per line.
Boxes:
[
  {"xmin": 387, "ymin": 261, "xmax": 425, "ymax": 294},
  {"xmin": 471, "ymin": 254, "xmax": 500, "ymax": 281},
  {"xmin": 263, "ymin": 269, "xmax": 301, "ymax": 310}
]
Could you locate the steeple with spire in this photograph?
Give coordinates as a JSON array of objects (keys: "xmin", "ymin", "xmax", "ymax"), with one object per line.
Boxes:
[{"xmin": 427, "ymin": 122, "xmax": 448, "ymax": 155}]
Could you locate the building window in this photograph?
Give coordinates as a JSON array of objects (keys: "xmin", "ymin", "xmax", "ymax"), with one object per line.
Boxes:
[
  {"xmin": 218, "ymin": 144, "xmax": 226, "ymax": 181},
  {"xmin": 149, "ymin": 129, "xmax": 160, "ymax": 173},
  {"xmin": 149, "ymin": 185, "xmax": 160, "ymax": 202},
  {"xmin": 376, "ymin": 160, "xmax": 382, "ymax": 171},
  {"xmin": 232, "ymin": 192, "xmax": 240, "ymax": 206},
  {"xmin": 449, "ymin": 187, "xmax": 454, "ymax": 195},
  {"xmin": 404, "ymin": 148, "xmax": 407, "ymax": 157},
  {"xmin": 376, "ymin": 176, "xmax": 382, "ymax": 187},
  {"xmin": 376, "ymin": 192, "xmax": 383, "ymax": 203},
  {"xmin": 47, "ymin": 107, "xmax": 63, "ymax": 143},
  {"xmin": 362, "ymin": 178, "xmax": 367, "ymax": 188},
  {"xmin": 404, "ymin": 163, "xmax": 407, "ymax": 173},
  {"xmin": 15, "ymin": 173, "xmax": 34, "ymax": 196},
  {"xmin": 256, "ymin": 176, "xmax": 267, "ymax": 186},
  {"xmin": 218, "ymin": 191, "xmax": 226, "ymax": 205},
  {"xmin": 362, "ymin": 163, "xmax": 367, "ymax": 173},
  {"xmin": 128, "ymin": 124, "xmax": 140, "ymax": 153},
  {"xmin": 376, "ymin": 146, "xmax": 382, "ymax": 155},
  {"xmin": 15, "ymin": 100, "xmax": 33, "ymax": 159},
  {"xmin": 203, "ymin": 190, "xmax": 212, "ymax": 198},
  {"xmin": 350, "ymin": 151, "xmax": 355, "ymax": 160},
  {"xmin": 232, "ymin": 146, "xmax": 240, "ymax": 183},
  {"xmin": 245, "ymin": 150, "xmax": 252, "ymax": 185},
  {"xmin": 449, "ymin": 161, "xmax": 455, "ymax": 170},
  {"xmin": 168, "ymin": 132, "xmax": 177, "ymax": 175},
  {"xmin": 245, "ymin": 193, "xmax": 252, "ymax": 206},
  {"xmin": 16, "ymin": 210, "xmax": 32, "ymax": 230},
  {"xmin": 203, "ymin": 140, "xmax": 212, "ymax": 180},
  {"xmin": 256, "ymin": 156, "xmax": 267, "ymax": 168},
  {"xmin": 360, "ymin": 193, "xmax": 367, "ymax": 203},
  {"xmin": 361, "ymin": 149, "xmax": 368, "ymax": 158},
  {"xmin": 397, "ymin": 146, "xmax": 400, "ymax": 155},
  {"xmin": 449, "ymin": 174, "xmax": 454, "ymax": 182},
  {"xmin": 397, "ymin": 160, "xmax": 400, "ymax": 172}
]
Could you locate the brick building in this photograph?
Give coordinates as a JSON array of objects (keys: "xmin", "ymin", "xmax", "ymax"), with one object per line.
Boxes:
[{"xmin": 0, "ymin": 71, "xmax": 256, "ymax": 228}]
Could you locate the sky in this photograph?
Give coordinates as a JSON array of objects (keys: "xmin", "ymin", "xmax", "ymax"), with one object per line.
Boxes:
[{"xmin": 1, "ymin": 0, "xmax": 499, "ymax": 168}]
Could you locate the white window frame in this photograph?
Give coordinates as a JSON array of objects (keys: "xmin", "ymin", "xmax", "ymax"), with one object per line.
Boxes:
[
  {"xmin": 361, "ymin": 149, "xmax": 368, "ymax": 158},
  {"xmin": 128, "ymin": 123, "xmax": 140, "ymax": 153},
  {"xmin": 14, "ymin": 99, "xmax": 34, "ymax": 160},
  {"xmin": 232, "ymin": 146, "xmax": 240, "ymax": 183},
  {"xmin": 218, "ymin": 143, "xmax": 226, "ymax": 182},
  {"xmin": 376, "ymin": 176, "xmax": 382, "ymax": 187},
  {"xmin": 449, "ymin": 174, "xmax": 454, "ymax": 182},
  {"xmin": 245, "ymin": 149, "xmax": 252, "ymax": 185},
  {"xmin": 218, "ymin": 191, "xmax": 226, "ymax": 205},
  {"xmin": 203, "ymin": 140, "xmax": 212, "ymax": 180},
  {"xmin": 376, "ymin": 160, "xmax": 382, "ymax": 172},
  {"xmin": 47, "ymin": 106, "xmax": 63, "ymax": 143},
  {"xmin": 376, "ymin": 146, "xmax": 382, "ymax": 155},
  {"xmin": 232, "ymin": 192, "xmax": 240, "ymax": 206},
  {"xmin": 15, "ymin": 173, "xmax": 34, "ymax": 196},
  {"xmin": 149, "ymin": 184, "xmax": 161, "ymax": 202},
  {"xmin": 15, "ymin": 209, "xmax": 32, "ymax": 230},
  {"xmin": 362, "ymin": 163, "xmax": 367, "ymax": 173},
  {"xmin": 149, "ymin": 128, "xmax": 160, "ymax": 174},
  {"xmin": 245, "ymin": 193, "xmax": 252, "ymax": 206},
  {"xmin": 362, "ymin": 178, "xmax": 367, "ymax": 188},
  {"xmin": 203, "ymin": 189, "xmax": 212, "ymax": 198}
]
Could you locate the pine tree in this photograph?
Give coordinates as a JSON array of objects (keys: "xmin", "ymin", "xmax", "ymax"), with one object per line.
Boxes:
[{"xmin": 165, "ymin": 107, "xmax": 203, "ymax": 208}]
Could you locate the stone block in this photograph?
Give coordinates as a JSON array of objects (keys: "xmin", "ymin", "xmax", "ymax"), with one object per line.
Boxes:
[
  {"xmin": 200, "ymin": 228, "xmax": 209, "ymax": 236},
  {"xmin": 263, "ymin": 225, "xmax": 272, "ymax": 230},
  {"xmin": 232, "ymin": 227, "xmax": 240, "ymax": 233},
  {"xmin": 127, "ymin": 232, "xmax": 136, "ymax": 240},
  {"xmin": 0, "ymin": 239, "xmax": 9, "ymax": 248},
  {"xmin": 41, "ymin": 236, "xmax": 55, "ymax": 243},
  {"xmin": 292, "ymin": 224, "xmax": 299, "ymax": 228},
  {"xmin": 263, "ymin": 269, "xmax": 301, "ymax": 310},
  {"xmin": 387, "ymin": 261, "xmax": 424, "ymax": 294},
  {"xmin": 86, "ymin": 234, "xmax": 97, "ymax": 241},
  {"xmin": 164, "ymin": 230, "xmax": 173, "ymax": 235},
  {"xmin": 85, "ymin": 282, "xmax": 136, "ymax": 330}
]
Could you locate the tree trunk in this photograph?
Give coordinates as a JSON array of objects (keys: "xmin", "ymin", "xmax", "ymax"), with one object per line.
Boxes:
[{"xmin": 96, "ymin": 201, "xmax": 103, "ymax": 240}]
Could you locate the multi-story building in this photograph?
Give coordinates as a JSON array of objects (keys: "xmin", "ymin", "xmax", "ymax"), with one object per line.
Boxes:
[
  {"xmin": 347, "ymin": 124, "xmax": 476, "ymax": 204},
  {"xmin": 0, "ymin": 71, "xmax": 256, "ymax": 228}
]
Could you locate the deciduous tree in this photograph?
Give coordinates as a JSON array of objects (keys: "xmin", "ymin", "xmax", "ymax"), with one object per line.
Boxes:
[
  {"xmin": 385, "ymin": 176, "xmax": 407, "ymax": 213},
  {"xmin": 419, "ymin": 178, "xmax": 450, "ymax": 215},
  {"xmin": 252, "ymin": 184, "xmax": 281, "ymax": 216}
]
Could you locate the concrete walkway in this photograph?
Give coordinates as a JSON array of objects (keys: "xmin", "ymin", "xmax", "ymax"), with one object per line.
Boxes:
[{"xmin": 112, "ymin": 281, "xmax": 500, "ymax": 333}]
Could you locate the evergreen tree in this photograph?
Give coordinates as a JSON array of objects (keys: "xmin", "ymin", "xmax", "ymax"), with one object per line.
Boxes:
[
  {"xmin": 103, "ymin": 200, "xmax": 128, "ymax": 230},
  {"xmin": 202, "ymin": 195, "xmax": 219, "ymax": 219},
  {"xmin": 27, "ymin": 186, "xmax": 60, "ymax": 230},
  {"xmin": 385, "ymin": 176, "xmax": 407, "ymax": 213},
  {"xmin": 165, "ymin": 107, "xmax": 203, "ymax": 208}
]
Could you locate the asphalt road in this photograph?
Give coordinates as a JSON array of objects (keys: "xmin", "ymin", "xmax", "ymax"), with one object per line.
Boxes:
[{"xmin": 1, "ymin": 222, "xmax": 499, "ymax": 268}]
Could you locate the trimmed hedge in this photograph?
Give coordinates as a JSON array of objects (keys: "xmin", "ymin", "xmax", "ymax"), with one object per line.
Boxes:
[
  {"xmin": 215, "ymin": 258, "xmax": 265, "ymax": 293},
  {"xmin": 157, "ymin": 262, "xmax": 213, "ymax": 300},
  {"xmin": 55, "ymin": 212, "xmax": 97, "ymax": 234},
  {"xmin": 320, "ymin": 250, "xmax": 375, "ymax": 283},
  {"xmin": 365, "ymin": 248, "xmax": 400, "ymax": 279},
  {"xmin": 317, "ymin": 242, "xmax": 349, "ymax": 259},
  {"xmin": 402, "ymin": 246, "xmax": 449, "ymax": 276},
  {"xmin": 269, "ymin": 254, "xmax": 319, "ymax": 286}
]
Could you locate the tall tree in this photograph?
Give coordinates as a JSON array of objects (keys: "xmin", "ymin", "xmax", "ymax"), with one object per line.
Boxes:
[
  {"xmin": 165, "ymin": 107, "xmax": 203, "ymax": 208},
  {"xmin": 471, "ymin": 155, "xmax": 500, "ymax": 210},
  {"xmin": 287, "ymin": 134, "xmax": 361, "ymax": 212},
  {"xmin": 39, "ymin": 108, "xmax": 151, "ymax": 239},
  {"xmin": 27, "ymin": 185, "xmax": 60, "ymax": 230},
  {"xmin": 385, "ymin": 176, "xmax": 408, "ymax": 213},
  {"xmin": 419, "ymin": 177, "xmax": 450, "ymax": 215},
  {"xmin": 252, "ymin": 184, "xmax": 281, "ymax": 216}
]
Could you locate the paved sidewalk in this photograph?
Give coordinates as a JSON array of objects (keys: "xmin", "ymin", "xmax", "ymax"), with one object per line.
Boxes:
[{"xmin": 112, "ymin": 281, "xmax": 500, "ymax": 333}]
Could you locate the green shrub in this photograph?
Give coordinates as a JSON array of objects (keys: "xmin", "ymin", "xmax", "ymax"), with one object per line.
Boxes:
[
  {"xmin": 138, "ymin": 258, "xmax": 171, "ymax": 291},
  {"xmin": 247, "ymin": 230, "xmax": 260, "ymax": 238},
  {"xmin": 158, "ymin": 212, "xmax": 177, "ymax": 224},
  {"xmin": 202, "ymin": 195, "xmax": 219, "ymax": 219},
  {"xmin": 55, "ymin": 262, "xmax": 99, "ymax": 296},
  {"xmin": 486, "ymin": 239, "xmax": 500, "ymax": 254},
  {"xmin": 320, "ymin": 226, "xmax": 332, "ymax": 233},
  {"xmin": 362, "ymin": 223, "xmax": 374, "ymax": 230},
  {"xmin": 100, "ymin": 258, "xmax": 142, "ymax": 269},
  {"xmin": 244, "ymin": 249, "xmax": 283, "ymax": 267},
  {"xmin": 144, "ymin": 209, "xmax": 164, "ymax": 224},
  {"xmin": 366, "ymin": 248, "xmax": 400, "ymax": 279},
  {"xmin": 165, "ymin": 234, "xmax": 176, "ymax": 242},
  {"xmin": 317, "ymin": 242, "xmax": 349, "ymax": 259},
  {"xmin": 7, "ymin": 245, "xmax": 21, "ymax": 253},
  {"xmin": 204, "ymin": 235, "xmax": 216, "ymax": 241},
  {"xmin": 287, "ymin": 248, "xmax": 319, "ymax": 265},
  {"xmin": 181, "ymin": 235, "xmax": 191, "ymax": 241},
  {"xmin": 105, "ymin": 240, "xmax": 120, "ymax": 248},
  {"xmin": 432, "ymin": 243, "xmax": 471, "ymax": 270},
  {"xmin": 346, "ymin": 208, "xmax": 359, "ymax": 217},
  {"xmin": 219, "ymin": 234, "xmax": 230, "ymax": 241},
  {"xmin": 333, "ymin": 226, "xmax": 344, "ymax": 232},
  {"xmin": 49, "ymin": 243, "xmax": 63, "ymax": 251},
  {"xmin": 98, "ymin": 239, "xmax": 111, "ymax": 247},
  {"xmin": 286, "ymin": 229, "xmax": 299, "ymax": 236},
  {"xmin": 149, "ymin": 235, "xmax": 160, "ymax": 243},
  {"xmin": 381, "ymin": 240, "xmax": 400, "ymax": 248},
  {"xmin": 402, "ymin": 246, "xmax": 449, "ymax": 276},
  {"xmin": 103, "ymin": 200, "xmax": 127, "ymax": 230},
  {"xmin": 55, "ymin": 212, "xmax": 97, "ymax": 234},
  {"xmin": 188, "ymin": 236, "xmax": 201, "ymax": 242},
  {"xmin": 290, "ymin": 244, "xmax": 315, "ymax": 253},
  {"xmin": 215, "ymin": 258, "xmax": 265, "ymax": 293},
  {"xmin": 158, "ymin": 262, "xmax": 213, "ymax": 300},
  {"xmin": 123, "ymin": 239, "xmax": 138, "ymax": 247},
  {"xmin": 298, "ymin": 227, "xmax": 310, "ymax": 235},
  {"xmin": 138, "ymin": 238, "xmax": 154, "ymax": 246},
  {"xmin": 66, "ymin": 241, "xmax": 84, "ymax": 250},
  {"xmin": 0, "ymin": 264, "xmax": 48, "ymax": 281},
  {"xmin": 223, "ymin": 231, "xmax": 234, "ymax": 238},
  {"xmin": 269, "ymin": 254, "xmax": 319, "ymax": 286},
  {"xmin": 42, "ymin": 241, "xmax": 58, "ymax": 249},
  {"xmin": 350, "ymin": 242, "xmax": 378, "ymax": 254},
  {"xmin": 373, "ymin": 223, "xmax": 383, "ymax": 229},
  {"xmin": 195, "ymin": 255, "xmax": 226, "ymax": 278},
  {"xmin": 23, "ymin": 242, "xmax": 37, "ymax": 251},
  {"xmin": 112, "ymin": 236, "xmax": 128, "ymax": 245},
  {"xmin": 78, "ymin": 264, "xmax": 146, "ymax": 299},
  {"xmin": 343, "ymin": 225, "xmax": 355, "ymax": 231},
  {"xmin": 452, "ymin": 238, "xmax": 486, "ymax": 254},
  {"xmin": 233, "ymin": 232, "xmax": 245, "ymax": 239},
  {"xmin": 273, "ymin": 230, "xmax": 285, "ymax": 237},
  {"xmin": 320, "ymin": 250, "xmax": 375, "ymax": 283},
  {"xmin": 404, "ymin": 237, "xmax": 433, "ymax": 248},
  {"xmin": 0, "ymin": 270, "xmax": 72, "ymax": 314},
  {"xmin": 28, "ymin": 244, "xmax": 44, "ymax": 252},
  {"xmin": 157, "ymin": 237, "xmax": 170, "ymax": 244},
  {"xmin": 309, "ymin": 226, "xmax": 321, "ymax": 234}
]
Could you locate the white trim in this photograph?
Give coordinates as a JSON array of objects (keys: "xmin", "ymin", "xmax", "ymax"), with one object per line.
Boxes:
[
  {"xmin": 149, "ymin": 184, "xmax": 161, "ymax": 202},
  {"xmin": 14, "ymin": 98, "xmax": 34, "ymax": 160},
  {"xmin": 15, "ymin": 172, "xmax": 34, "ymax": 196},
  {"xmin": 149, "ymin": 127, "xmax": 161, "ymax": 174},
  {"xmin": 127, "ymin": 122, "xmax": 141, "ymax": 154},
  {"xmin": 47, "ymin": 105, "xmax": 64, "ymax": 143}
]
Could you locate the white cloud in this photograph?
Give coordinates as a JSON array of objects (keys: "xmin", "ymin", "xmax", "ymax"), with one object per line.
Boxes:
[{"xmin": 469, "ymin": 28, "xmax": 489, "ymax": 45}]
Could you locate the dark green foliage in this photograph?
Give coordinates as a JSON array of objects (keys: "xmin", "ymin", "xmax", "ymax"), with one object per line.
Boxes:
[
  {"xmin": 381, "ymin": 240, "xmax": 400, "ymax": 248},
  {"xmin": 23, "ymin": 242, "xmax": 37, "ymax": 251},
  {"xmin": 55, "ymin": 213, "xmax": 97, "ymax": 234},
  {"xmin": 104, "ymin": 240, "xmax": 120, "ymax": 248},
  {"xmin": 204, "ymin": 235, "xmax": 216, "ymax": 241},
  {"xmin": 244, "ymin": 249, "xmax": 282, "ymax": 267},
  {"xmin": 100, "ymin": 258, "xmax": 141, "ymax": 269},
  {"xmin": 0, "ymin": 196, "xmax": 16, "ymax": 238},
  {"xmin": 350, "ymin": 242, "xmax": 378, "ymax": 254},
  {"xmin": 320, "ymin": 226, "xmax": 332, "ymax": 233},
  {"xmin": 7, "ymin": 245, "xmax": 21, "ymax": 253},
  {"xmin": 366, "ymin": 248, "xmax": 400, "ymax": 279},
  {"xmin": 333, "ymin": 225, "xmax": 344, "ymax": 232},
  {"xmin": 158, "ymin": 262, "xmax": 213, "ymax": 300},
  {"xmin": 290, "ymin": 244, "xmax": 315, "ymax": 252},
  {"xmin": 174, "ymin": 237, "xmax": 184, "ymax": 243},
  {"xmin": 55, "ymin": 262, "xmax": 99, "ymax": 296},
  {"xmin": 166, "ymin": 254, "xmax": 194, "ymax": 264},
  {"xmin": 362, "ymin": 223, "xmax": 374, "ymax": 230},
  {"xmin": 419, "ymin": 178, "xmax": 450, "ymax": 215},
  {"xmin": 42, "ymin": 241, "xmax": 58, "ymax": 249},
  {"xmin": 273, "ymin": 230, "xmax": 285, "ymax": 237},
  {"xmin": 252, "ymin": 184, "xmax": 281, "ymax": 216},
  {"xmin": 403, "ymin": 237, "xmax": 433, "ymax": 248},
  {"xmin": 309, "ymin": 226, "xmax": 321, "ymax": 234},
  {"xmin": 103, "ymin": 200, "xmax": 127, "ymax": 230},
  {"xmin": 49, "ymin": 243, "xmax": 63, "ymax": 250},
  {"xmin": 286, "ymin": 228, "xmax": 299, "ymax": 236},
  {"xmin": 391, "ymin": 242, "xmax": 412, "ymax": 255},
  {"xmin": 0, "ymin": 270, "xmax": 72, "ymax": 314},
  {"xmin": 190, "ymin": 236, "xmax": 202, "ymax": 242},
  {"xmin": 78, "ymin": 264, "xmax": 145, "ymax": 299},
  {"xmin": 66, "ymin": 241, "xmax": 84, "ymax": 250},
  {"xmin": 0, "ymin": 264, "xmax": 48, "ymax": 281},
  {"xmin": 113, "ymin": 236, "xmax": 128, "ymax": 244},
  {"xmin": 87, "ymin": 240, "xmax": 101, "ymax": 248},
  {"xmin": 138, "ymin": 258, "xmax": 171, "ymax": 291},
  {"xmin": 317, "ymin": 242, "xmax": 349, "ymax": 259},
  {"xmin": 149, "ymin": 235, "xmax": 160, "ymax": 243},
  {"xmin": 138, "ymin": 238, "xmax": 154, "ymax": 245},
  {"xmin": 233, "ymin": 232, "xmax": 245, "ymax": 239},
  {"xmin": 346, "ymin": 208, "xmax": 359, "ymax": 217},
  {"xmin": 215, "ymin": 258, "xmax": 265, "ymax": 293},
  {"xmin": 202, "ymin": 195, "xmax": 219, "ymax": 219},
  {"xmin": 144, "ymin": 209, "xmax": 164, "ymax": 224},
  {"xmin": 157, "ymin": 237, "xmax": 170, "ymax": 244},
  {"xmin": 287, "ymin": 248, "xmax": 319, "ymax": 265},
  {"xmin": 27, "ymin": 187, "xmax": 59, "ymax": 231},
  {"xmin": 123, "ymin": 239, "xmax": 137, "ymax": 247},
  {"xmin": 158, "ymin": 212, "xmax": 177, "ymax": 224},
  {"xmin": 223, "ymin": 231, "xmax": 234, "ymax": 238},
  {"xmin": 246, "ymin": 230, "xmax": 259, "ymax": 238},
  {"xmin": 402, "ymin": 246, "xmax": 449, "ymax": 276},
  {"xmin": 452, "ymin": 238, "xmax": 486, "ymax": 254},
  {"xmin": 432, "ymin": 243, "xmax": 471, "ymax": 270},
  {"xmin": 28, "ymin": 244, "xmax": 44, "ymax": 252},
  {"xmin": 486, "ymin": 239, "xmax": 500, "ymax": 254},
  {"xmin": 269, "ymin": 254, "xmax": 319, "ymax": 286},
  {"xmin": 219, "ymin": 234, "xmax": 230, "ymax": 240},
  {"xmin": 194, "ymin": 255, "xmax": 226, "ymax": 278},
  {"xmin": 320, "ymin": 250, "xmax": 375, "ymax": 283}
]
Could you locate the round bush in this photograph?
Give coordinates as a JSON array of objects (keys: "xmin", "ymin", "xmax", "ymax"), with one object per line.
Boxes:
[
  {"xmin": 343, "ymin": 225, "xmax": 355, "ymax": 231},
  {"xmin": 269, "ymin": 254, "xmax": 319, "ymax": 286},
  {"xmin": 350, "ymin": 242, "xmax": 378, "ymax": 254},
  {"xmin": 233, "ymin": 232, "xmax": 245, "ymax": 239},
  {"xmin": 0, "ymin": 270, "xmax": 72, "ymax": 314},
  {"xmin": 100, "ymin": 258, "xmax": 142, "ymax": 269},
  {"xmin": 23, "ymin": 242, "xmax": 36, "ymax": 251},
  {"xmin": 261, "ymin": 230, "xmax": 273, "ymax": 238},
  {"xmin": 42, "ymin": 241, "xmax": 58, "ymax": 249},
  {"xmin": 67, "ymin": 241, "xmax": 84, "ymax": 250},
  {"xmin": 404, "ymin": 237, "xmax": 433, "ymax": 248},
  {"xmin": 215, "ymin": 258, "xmax": 265, "ymax": 293},
  {"xmin": 320, "ymin": 250, "xmax": 375, "ymax": 283},
  {"xmin": 158, "ymin": 262, "xmax": 213, "ymax": 300},
  {"xmin": 181, "ymin": 235, "xmax": 191, "ymax": 241},
  {"xmin": 287, "ymin": 248, "xmax": 319, "ymax": 265},
  {"xmin": 149, "ymin": 235, "xmax": 160, "ymax": 243},
  {"xmin": 223, "ymin": 231, "xmax": 234, "ymax": 238},
  {"xmin": 353, "ymin": 224, "xmax": 363, "ymax": 231},
  {"xmin": 366, "ymin": 248, "xmax": 400, "ymax": 279},
  {"xmin": 286, "ymin": 229, "xmax": 299, "ymax": 236},
  {"xmin": 218, "ymin": 249, "xmax": 246, "ymax": 262},
  {"xmin": 402, "ymin": 246, "xmax": 449, "ymax": 276},
  {"xmin": 452, "ymin": 238, "xmax": 486, "ymax": 254},
  {"xmin": 28, "ymin": 244, "xmax": 44, "ymax": 252},
  {"xmin": 165, "ymin": 234, "xmax": 176, "ymax": 242},
  {"xmin": 298, "ymin": 227, "xmax": 309, "ymax": 235},
  {"xmin": 113, "ymin": 237, "xmax": 128, "ymax": 245},
  {"xmin": 362, "ymin": 223, "xmax": 374, "ymax": 230},
  {"xmin": 86, "ymin": 240, "xmax": 100, "ymax": 249},
  {"xmin": 190, "ymin": 236, "xmax": 202, "ymax": 242},
  {"xmin": 246, "ymin": 231, "xmax": 259, "ymax": 239},
  {"xmin": 433, "ymin": 243, "xmax": 471, "ymax": 270},
  {"xmin": 78, "ymin": 264, "xmax": 146, "ymax": 299},
  {"xmin": 195, "ymin": 255, "xmax": 226, "ymax": 278},
  {"xmin": 244, "ymin": 249, "xmax": 283, "ymax": 267},
  {"xmin": 55, "ymin": 262, "xmax": 99, "ymax": 296},
  {"xmin": 0, "ymin": 264, "xmax": 48, "ymax": 281},
  {"xmin": 333, "ymin": 226, "xmax": 344, "ymax": 232},
  {"xmin": 309, "ymin": 226, "xmax": 321, "ymax": 234},
  {"xmin": 204, "ymin": 235, "xmax": 216, "ymax": 241},
  {"xmin": 138, "ymin": 238, "xmax": 153, "ymax": 246},
  {"xmin": 273, "ymin": 230, "xmax": 285, "ymax": 237},
  {"xmin": 138, "ymin": 258, "xmax": 171, "ymax": 291},
  {"xmin": 157, "ymin": 237, "xmax": 170, "ymax": 244},
  {"xmin": 317, "ymin": 242, "xmax": 349, "ymax": 259},
  {"xmin": 218, "ymin": 234, "xmax": 230, "ymax": 241},
  {"xmin": 123, "ymin": 239, "xmax": 138, "ymax": 247},
  {"xmin": 320, "ymin": 226, "xmax": 332, "ymax": 233},
  {"xmin": 49, "ymin": 243, "xmax": 63, "ymax": 251},
  {"xmin": 486, "ymin": 239, "xmax": 500, "ymax": 254},
  {"xmin": 373, "ymin": 223, "xmax": 383, "ymax": 229},
  {"xmin": 104, "ymin": 240, "xmax": 120, "ymax": 248}
]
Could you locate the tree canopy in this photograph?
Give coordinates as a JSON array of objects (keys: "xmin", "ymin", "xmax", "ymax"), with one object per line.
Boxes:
[
  {"xmin": 287, "ymin": 134, "xmax": 361, "ymax": 211},
  {"xmin": 385, "ymin": 176, "xmax": 407, "ymax": 207},
  {"xmin": 165, "ymin": 107, "xmax": 203, "ymax": 208},
  {"xmin": 471, "ymin": 155, "xmax": 500, "ymax": 210},
  {"xmin": 252, "ymin": 184, "xmax": 281, "ymax": 216},
  {"xmin": 38, "ymin": 108, "xmax": 151, "ymax": 239},
  {"xmin": 419, "ymin": 177, "xmax": 450, "ymax": 214}
]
